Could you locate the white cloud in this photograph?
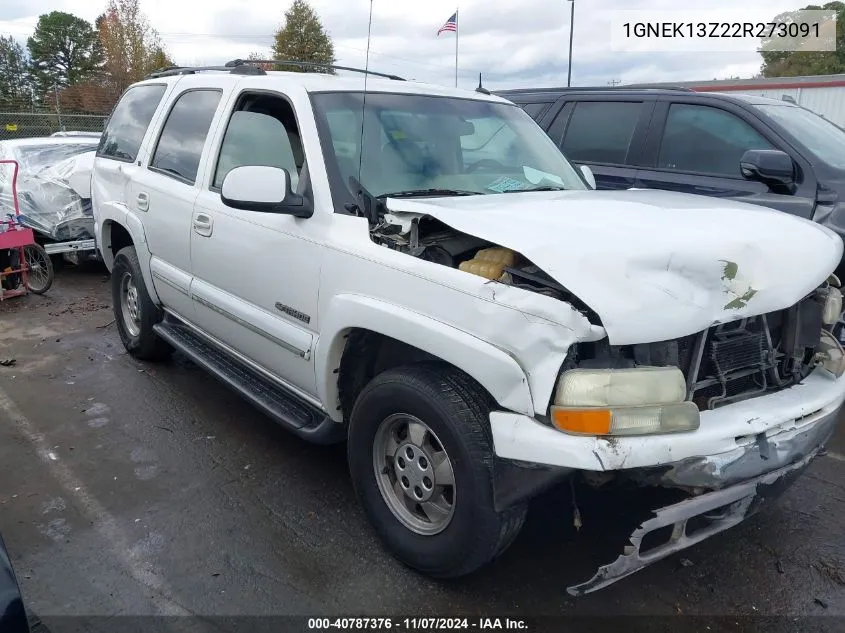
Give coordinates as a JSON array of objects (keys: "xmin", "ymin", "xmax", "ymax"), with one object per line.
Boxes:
[{"xmin": 0, "ymin": 0, "xmax": 810, "ymax": 89}]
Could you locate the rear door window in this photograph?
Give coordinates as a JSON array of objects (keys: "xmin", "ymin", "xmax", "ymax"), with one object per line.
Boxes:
[
  {"xmin": 97, "ymin": 84, "xmax": 167, "ymax": 162},
  {"xmin": 561, "ymin": 101, "xmax": 643, "ymax": 165},
  {"xmin": 150, "ymin": 89, "xmax": 222, "ymax": 184},
  {"xmin": 657, "ymin": 103, "xmax": 774, "ymax": 177}
]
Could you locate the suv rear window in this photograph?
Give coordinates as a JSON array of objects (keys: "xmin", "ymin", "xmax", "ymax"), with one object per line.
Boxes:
[
  {"xmin": 97, "ymin": 84, "xmax": 167, "ymax": 162},
  {"xmin": 561, "ymin": 101, "xmax": 642, "ymax": 165}
]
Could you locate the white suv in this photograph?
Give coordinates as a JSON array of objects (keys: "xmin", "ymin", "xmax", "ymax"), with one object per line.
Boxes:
[{"xmin": 91, "ymin": 60, "xmax": 845, "ymax": 593}]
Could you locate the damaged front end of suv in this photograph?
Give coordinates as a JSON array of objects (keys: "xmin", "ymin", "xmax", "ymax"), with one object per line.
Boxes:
[
  {"xmin": 311, "ymin": 88, "xmax": 845, "ymax": 591},
  {"xmin": 558, "ymin": 278, "xmax": 845, "ymax": 594},
  {"xmin": 366, "ymin": 196, "xmax": 845, "ymax": 594}
]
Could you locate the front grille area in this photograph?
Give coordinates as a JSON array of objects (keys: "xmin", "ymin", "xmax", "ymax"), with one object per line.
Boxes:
[
  {"xmin": 678, "ymin": 295, "xmax": 826, "ymax": 410},
  {"xmin": 565, "ymin": 289, "xmax": 831, "ymax": 414}
]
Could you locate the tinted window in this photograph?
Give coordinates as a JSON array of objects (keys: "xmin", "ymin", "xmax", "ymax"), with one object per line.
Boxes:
[
  {"xmin": 757, "ymin": 104, "xmax": 845, "ymax": 169},
  {"xmin": 521, "ymin": 103, "xmax": 548, "ymax": 121},
  {"xmin": 561, "ymin": 101, "xmax": 642, "ymax": 164},
  {"xmin": 213, "ymin": 110, "xmax": 302, "ymax": 191},
  {"xmin": 658, "ymin": 104, "xmax": 773, "ymax": 176},
  {"xmin": 151, "ymin": 90, "xmax": 222, "ymax": 183},
  {"xmin": 98, "ymin": 84, "xmax": 166, "ymax": 162}
]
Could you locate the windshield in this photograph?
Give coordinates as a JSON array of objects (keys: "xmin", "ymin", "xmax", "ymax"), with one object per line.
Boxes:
[
  {"xmin": 311, "ymin": 92, "xmax": 586, "ymax": 199},
  {"xmin": 757, "ymin": 104, "xmax": 845, "ymax": 169}
]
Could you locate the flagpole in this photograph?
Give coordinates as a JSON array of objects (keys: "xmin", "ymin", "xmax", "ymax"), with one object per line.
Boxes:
[{"xmin": 455, "ymin": 8, "xmax": 459, "ymax": 88}]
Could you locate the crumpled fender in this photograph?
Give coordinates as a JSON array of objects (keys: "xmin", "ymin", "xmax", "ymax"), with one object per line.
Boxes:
[{"xmin": 314, "ymin": 293, "xmax": 535, "ymax": 422}]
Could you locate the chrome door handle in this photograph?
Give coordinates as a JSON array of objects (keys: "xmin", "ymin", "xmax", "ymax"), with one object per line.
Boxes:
[
  {"xmin": 136, "ymin": 192, "xmax": 149, "ymax": 212},
  {"xmin": 193, "ymin": 213, "xmax": 213, "ymax": 237}
]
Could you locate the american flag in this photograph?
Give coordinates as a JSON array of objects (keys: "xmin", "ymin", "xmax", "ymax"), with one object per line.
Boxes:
[{"xmin": 437, "ymin": 12, "xmax": 457, "ymax": 36}]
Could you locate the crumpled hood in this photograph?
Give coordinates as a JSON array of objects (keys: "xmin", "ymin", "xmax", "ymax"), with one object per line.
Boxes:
[{"xmin": 387, "ymin": 188, "xmax": 844, "ymax": 345}]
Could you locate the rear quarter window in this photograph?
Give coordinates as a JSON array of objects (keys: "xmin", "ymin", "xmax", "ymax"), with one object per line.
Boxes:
[
  {"xmin": 520, "ymin": 103, "xmax": 550, "ymax": 121},
  {"xmin": 97, "ymin": 84, "xmax": 167, "ymax": 162}
]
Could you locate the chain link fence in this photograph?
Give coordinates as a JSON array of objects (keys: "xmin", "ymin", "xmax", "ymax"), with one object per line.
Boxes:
[
  {"xmin": 0, "ymin": 91, "xmax": 113, "ymax": 141},
  {"xmin": 0, "ymin": 112, "xmax": 107, "ymax": 140}
]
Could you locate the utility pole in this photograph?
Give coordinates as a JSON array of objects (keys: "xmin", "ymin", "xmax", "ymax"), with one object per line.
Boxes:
[
  {"xmin": 608, "ymin": 79, "xmax": 622, "ymax": 86},
  {"xmin": 567, "ymin": 0, "xmax": 575, "ymax": 87}
]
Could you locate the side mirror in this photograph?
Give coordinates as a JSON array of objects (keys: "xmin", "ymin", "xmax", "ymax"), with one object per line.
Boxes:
[
  {"xmin": 740, "ymin": 149, "xmax": 794, "ymax": 186},
  {"xmin": 220, "ymin": 165, "xmax": 312, "ymax": 218},
  {"xmin": 580, "ymin": 164, "xmax": 596, "ymax": 189}
]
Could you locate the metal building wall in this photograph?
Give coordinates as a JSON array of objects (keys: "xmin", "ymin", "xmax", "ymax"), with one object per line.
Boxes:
[{"xmin": 713, "ymin": 86, "xmax": 845, "ymax": 126}]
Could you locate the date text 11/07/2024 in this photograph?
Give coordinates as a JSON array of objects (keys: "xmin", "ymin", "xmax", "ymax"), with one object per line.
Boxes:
[{"xmin": 307, "ymin": 618, "xmax": 529, "ymax": 631}]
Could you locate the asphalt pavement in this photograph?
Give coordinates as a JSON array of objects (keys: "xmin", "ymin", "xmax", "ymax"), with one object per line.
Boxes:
[{"xmin": 0, "ymin": 264, "xmax": 843, "ymax": 632}]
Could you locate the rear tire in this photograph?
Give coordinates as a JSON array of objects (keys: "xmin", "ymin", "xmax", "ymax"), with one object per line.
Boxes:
[
  {"xmin": 347, "ymin": 363, "xmax": 526, "ymax": 578},
  {"xmin": 111, "ymin": 245, "xmax": 171, "ymax": 361}
]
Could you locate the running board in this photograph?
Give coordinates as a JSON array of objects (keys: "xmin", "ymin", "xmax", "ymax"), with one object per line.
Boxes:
[{"xmin": 153, "ymin": 317, "xmax": 345, "ymax": 444}]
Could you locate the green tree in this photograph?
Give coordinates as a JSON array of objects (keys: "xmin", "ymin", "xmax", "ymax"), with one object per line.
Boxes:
[
  {"xmin": 0, "ymin": 36, "xmax": 32, "ymax": 108},
  {"xmin": 760, "ymin": 2, "xmax": 844, "ymax": 76},
  {"xmin": 96, "ymin": 0, "xmax": 173, "ymax": 97},
  {"xmin": 26, "ymin": 11, "xmax": 102, "ymax": 93},
  {"xmin": 272, "ymin": 0, "xmax": 336, "ymax": 73},
  {"xmin": 147, "ymin": 47, "xmax": 174, "ymax": 73}
]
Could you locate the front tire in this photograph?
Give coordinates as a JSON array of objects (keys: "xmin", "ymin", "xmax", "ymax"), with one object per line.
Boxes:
[
  {"xmin": 348, "ymin": 363, "xmax": 526, "ymax": 578},
  {"xmin": 111, "ymin": 245, "xmax": 171, "ymax": 361}
]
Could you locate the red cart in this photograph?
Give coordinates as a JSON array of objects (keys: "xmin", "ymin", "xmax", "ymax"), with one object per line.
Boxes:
[{"xmin": 0, "ymin": 159, "xmax": 54, "ymax": 300}]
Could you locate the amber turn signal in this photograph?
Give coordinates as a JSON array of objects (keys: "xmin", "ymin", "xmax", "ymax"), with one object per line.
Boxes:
[{"xmin": 550, "ymin": 408, "xmax": 612, "ymax": 435}]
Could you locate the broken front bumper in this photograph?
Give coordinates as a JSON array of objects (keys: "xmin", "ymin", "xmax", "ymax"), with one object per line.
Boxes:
[
  {"xmin": 489, "ymin": 367, "xmax": 845, "ymax": 472},
  {"xmin": 567, "ymin": 420, "xmax": 832, "ymax": 595},
  {"xmin": 489, "ymin": 367, "xmax": 845, "ymax": 594}
]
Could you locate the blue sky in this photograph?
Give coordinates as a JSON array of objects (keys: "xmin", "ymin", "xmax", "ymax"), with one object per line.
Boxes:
[{"xmin": 0, "ymin": 0, "xmax": 810, "ymax": 89}]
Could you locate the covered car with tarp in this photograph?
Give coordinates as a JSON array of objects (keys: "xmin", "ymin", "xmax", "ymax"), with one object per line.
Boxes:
[{"xmin": 0, "ymin": 137, "xmax": 98, "ymax": 243}]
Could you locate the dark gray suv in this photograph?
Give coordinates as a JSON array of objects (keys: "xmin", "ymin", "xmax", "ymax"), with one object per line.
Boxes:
[{"xmin": 498, "ymin": 85, "xmax": 845, "ymax": 337}]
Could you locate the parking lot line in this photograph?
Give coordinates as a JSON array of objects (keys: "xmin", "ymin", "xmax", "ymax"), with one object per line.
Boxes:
[{"xmin": 0, "ymin": 383, "xmax": 192, "ymax": 617}]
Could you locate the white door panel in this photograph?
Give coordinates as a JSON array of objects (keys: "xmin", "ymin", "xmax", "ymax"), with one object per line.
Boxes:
[
  {"xmin": 150, "ymin": 256, "xmax": 192, "ymax": 308},
  {"xmin": 190, "ymin": 193, "xmax": 322, "ymax": 395},
  {"xmin": 190, "ymin": 277, "xmax": 313, "ymax": 358},
  {"xmin": 134, "ymin": 171, "xmax": 198, "ymax": 316}
]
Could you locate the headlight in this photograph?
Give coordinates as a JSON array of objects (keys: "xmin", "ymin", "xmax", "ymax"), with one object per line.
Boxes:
[
  {"xmin": 550, "ymin": 367, "xmax": 700, "ymax": 436},
  {"xmin": 822, "ymin": 287, "xmax": 843, "ymax": 325}
]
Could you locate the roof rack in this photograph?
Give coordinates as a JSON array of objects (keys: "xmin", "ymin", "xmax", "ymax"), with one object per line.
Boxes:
[
  {"xmin": 230, "ymin": 59, "xmax": 406, "ymax": 81},
  {"xmin": 497, "ymin": 84, "xmax": 694, "ymax": 94},
  {"xmin": 145, "ymin": 59, "xmax": 406, "ymax": 81},
  {"xmin": 146, "ymin": 64, "xmax": 265, "ymax": 78},
  {"xmin": 622, "ymin": 84, "xmax": 694, "ymax": 91}
]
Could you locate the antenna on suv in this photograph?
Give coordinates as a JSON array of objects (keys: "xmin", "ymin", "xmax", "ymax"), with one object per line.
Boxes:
[
  {"xmin": 351, "ymin": 0, "xmax": 379, "ymax": 225},
  {"xmin": 476, "ymin": 73, "xmax": 490, "ymax": 95}
]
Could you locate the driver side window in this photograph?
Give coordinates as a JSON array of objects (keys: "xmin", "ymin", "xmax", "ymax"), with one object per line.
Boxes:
[
  {"xmin": 657, "ymin": 103, "xmax": 773, "ymax": 176},
  {"xmin": 212, "ymin": 93, "xmax": 305, "ymax": 192}
]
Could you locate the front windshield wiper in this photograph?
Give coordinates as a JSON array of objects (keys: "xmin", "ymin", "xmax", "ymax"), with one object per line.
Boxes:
[
  {"xmin": 378, "ymin": 188, "xmax": 480, "ymax": 199},
  {"xmin": 502, "ymin": 186, "xmax": 567, "ymax": 193}
]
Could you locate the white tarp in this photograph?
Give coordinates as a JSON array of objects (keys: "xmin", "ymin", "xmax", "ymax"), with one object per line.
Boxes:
[{"xmin": 0, "ymin": 138, "xmax": 98, "ymax": 241}]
